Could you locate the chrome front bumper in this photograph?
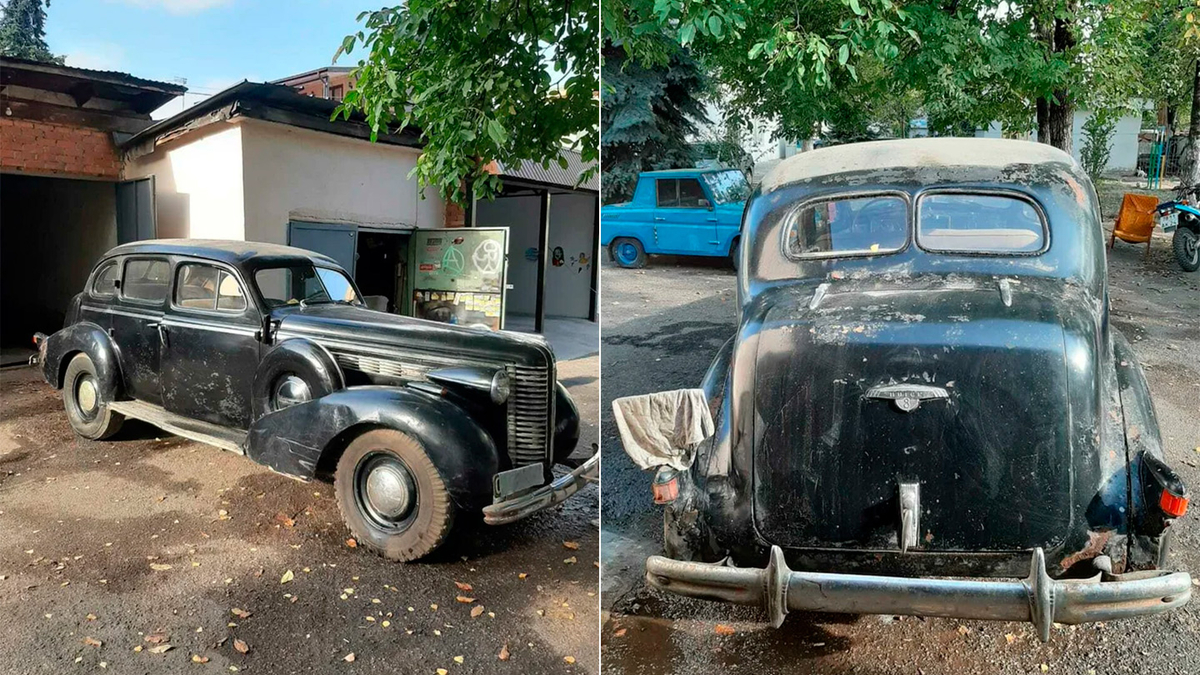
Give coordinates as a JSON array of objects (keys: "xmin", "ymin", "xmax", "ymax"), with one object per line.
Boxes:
[
  {"xmin": 645, "ymin": 546, "xmax": 1192, "ymax": 641},
  {"xmin": 482, "ymin": 452, "xmax": 600, "ymax": 525}
]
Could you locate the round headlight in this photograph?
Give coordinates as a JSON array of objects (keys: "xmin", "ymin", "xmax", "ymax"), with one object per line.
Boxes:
[
  {"xmin": 490, "ymin": 370, "xmax": 511, "ymax": 405},
  {"xmin": 273, "ymin": 375, "xmax": 311, "ymax": 410}
]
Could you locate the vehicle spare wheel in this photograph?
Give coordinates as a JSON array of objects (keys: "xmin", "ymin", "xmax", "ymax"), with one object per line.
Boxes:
[
  {"xmin": 62, "ymin": 353, "xmax": 124, "ymax": 440},
  {"xmin": 252, "ymin": 340, "xmax": 344, "ymax": 419},
  {"xmin": 334, "ymin": 429, "xmax": 455, "ymax": 562}
]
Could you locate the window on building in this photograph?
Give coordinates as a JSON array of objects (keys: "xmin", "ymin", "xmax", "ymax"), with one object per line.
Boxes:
[{"xmin": 330, "ymin": 84, "xmax": 344, "ymax": 101}]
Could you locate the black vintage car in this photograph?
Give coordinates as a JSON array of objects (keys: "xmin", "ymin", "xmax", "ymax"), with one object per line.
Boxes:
[
  {"xmin": 614, "ymin": 138, "xmax": 1191, "ymax": 640},
  {"xmin": 35, "ymin": 240, "xmax": 597, "ymax": 561}
]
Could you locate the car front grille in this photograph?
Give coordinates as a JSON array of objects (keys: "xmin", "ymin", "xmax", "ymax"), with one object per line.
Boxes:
[{"xmin": 507, "ymin": 364, "xmax": 554, "ymax": 467}]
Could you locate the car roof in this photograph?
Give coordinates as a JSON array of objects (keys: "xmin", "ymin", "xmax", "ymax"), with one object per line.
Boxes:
[
  {"xmin": 104, "ymin": 239, "xmax": 340, "ymax": 268},
  {"xmin": 760, "ymin": 138, "xmax": 1079, "ymax": 193},
  {"xmin": 639, "ymin": 167, "xmax": 735, "ymax": 178}
]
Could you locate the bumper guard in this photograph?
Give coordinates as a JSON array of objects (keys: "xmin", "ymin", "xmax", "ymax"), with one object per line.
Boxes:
[{"xmin": 645, "ymin": 546, "xmax": 1192, "ymax": 641}]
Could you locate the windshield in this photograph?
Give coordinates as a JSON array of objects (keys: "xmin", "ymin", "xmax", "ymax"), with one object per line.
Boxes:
[
  {"xmin": 254, "ymin": 264, "xmax": 360, "ymax": 308},
  {"xmin": 702, "ymin": 170, "xmax": 751, "ymax": 204}
]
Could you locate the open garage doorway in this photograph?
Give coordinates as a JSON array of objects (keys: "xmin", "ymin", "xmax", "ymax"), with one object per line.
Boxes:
[
  {"xmin": 355, "ymin": 229, "xmax": 411, "ymax": 314},
  {"xmin": 1, "ymin": 174, "xmax": 115, "ymax": 364}
]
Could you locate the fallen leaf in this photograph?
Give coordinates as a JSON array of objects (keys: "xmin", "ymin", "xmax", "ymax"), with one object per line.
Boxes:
[
  {"xmin": 957, "ymin": 625, "xmax": 971, "ymax": 636},
  {"xmin": 83, "ymin": 637, "xmax": 103, "ymax": 647},
  {"xmin": 133, "ymin": 645, "xmax": 143, "ymax": 653},
  {"xmin": 192, "ymin": 654, "xmax": 209, "ymax": 663},
  {"xmin": 145, "ymin": 633, "xmax": 170, "ymax": 644},
  {"xmin": 453, "ymin": 656, "xmax": 464, "ymax": 664},
  {"xmin": 564, "ymin": 656, "xmax": 576, "ymax": 664},
  {"xmin": 1039, "ymin": 665, "xmax": 1049, "ymax": 673},
  {"xmin": 436, "ymin": 669, "xmax": 448, "ymax": 675},
  {"xmin": 230, "ymin": 608, "xmax": 251, "ymax": 619},
  {"xmin": 498, "ymin": 644, "xmax": 510, "ymax": 661},
  {"xmin": 233, "ymin": 639, "xmax": 249, "ymax": 654},
  {"xmin": 274, "ymin": 512, "xmax": 295, "ymax": 528},
  {"xmin": 345, "ymin": 538, "xmax": 357, "ymax": 548},
  {"xmin": 381, "ymin": 620, "xmax": 390, "ymax": 628},
  {"xmin": 562, "ymin": 541, "xmax": 580, "ymax": 550},
  {"xmin": 456, "ymin": 595, "xmax": 475, "ymax": 603},
  {"xmin": 342, "ymin": 653, "xmax": 355, "ymax": 663},
  {"xmin": 149, "ymin": 563, "xmax": 172, "ymax": 571},
  {"xmin": 280, "ymin": 569, "xmax": 294, "ymax": 584},
  {"xmin": 517, "ymin": 573, "xmax": 528, "ymax": 580},
  {"xmin": 614, "ymin": 628, "xmax": 627, "ymax": 637},
  {"xmin": 714, "ymin": 624, "xmax": 736, "ymax": 635},
  {"xmin": 563, "ymin": 556, "xmax": 577, "ymax": 564},
  {"xmin": 86, "ymin": 613, "xmax": 97, "ymax": 621},
  {"xmin": 470, "ymin": 605, "xmax": 484, "ymax": 618},
  {"xmin": 149, "ymin": 645, "xmax": 173, "ymax": 655},
  {"xmin": 1005, "ymin": 633, "xmax": 1016, "ymax": 644},
  {"xmin": 454, "ymin": 581, "xmax": 473, "ymax": 591}
]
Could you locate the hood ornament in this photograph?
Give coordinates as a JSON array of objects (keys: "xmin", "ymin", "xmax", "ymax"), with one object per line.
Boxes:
[{"xmin": 865, "ymin": 383, "xmax": 949, "ymax": 412}]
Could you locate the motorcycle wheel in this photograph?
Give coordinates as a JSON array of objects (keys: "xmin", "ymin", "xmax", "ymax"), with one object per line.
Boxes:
[{"xmin": 1173, "ymin": 226, "xmax": 1200, "ymax": 272}]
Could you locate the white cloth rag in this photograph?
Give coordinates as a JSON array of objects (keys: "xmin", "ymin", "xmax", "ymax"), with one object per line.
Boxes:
[{"xmin": 611, "ymin": 389, "xmax": 714, "ymax": 471}]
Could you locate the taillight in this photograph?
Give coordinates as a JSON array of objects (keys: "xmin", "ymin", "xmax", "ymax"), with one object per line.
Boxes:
[
  {"xmin": 652, "ymin": 467, "xmax": 679, "ymax": 504},
  {"xmin": 1161, "ymin": 490, "xmax": 1189, "ymax": 518}
]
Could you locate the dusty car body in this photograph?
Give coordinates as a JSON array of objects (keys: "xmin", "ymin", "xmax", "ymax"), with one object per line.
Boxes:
[
  {"xmin": 35, "ymin": 240, "xmax": 597, "ymax": 561},
  {"xmin": 614, "ymin": 138, "xmax": 1191, "ymax": 640}
]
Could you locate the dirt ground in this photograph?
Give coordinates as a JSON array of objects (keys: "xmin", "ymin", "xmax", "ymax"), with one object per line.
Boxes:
[
  {"xmin": 598, "ymin": 230, "xmax": 1200, "ymax": 675},
  {"xmin": 0, "ymin": 355, "xmax": 600, "ymax": 675}
]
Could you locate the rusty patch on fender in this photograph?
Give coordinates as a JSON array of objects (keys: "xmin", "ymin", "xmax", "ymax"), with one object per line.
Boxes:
[{"xmin": 1060, "ymin": 530, "xmax": 1113, "ymax": 571}]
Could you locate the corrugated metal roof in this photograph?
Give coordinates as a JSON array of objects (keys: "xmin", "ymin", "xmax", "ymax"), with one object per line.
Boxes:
[
  {"xmin": 0, "ymin": 56, "xmax": 187, "ymax": 94},
  {"xmin": 497, "ymin": 148, "xmax": 598, "ymax": 192}
]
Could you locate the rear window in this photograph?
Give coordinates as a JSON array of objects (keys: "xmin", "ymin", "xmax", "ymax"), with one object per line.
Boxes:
[
  {"xmin": 785, "ymin": 194, "xmax": 908, "ymax": 258},
  {"xmin": 918, "ymin": 193, "xmax": 1045, "ymax": 253},
  {"xmin": 122, "ymin": 258, "xmax": 170, "ymax": 303}
]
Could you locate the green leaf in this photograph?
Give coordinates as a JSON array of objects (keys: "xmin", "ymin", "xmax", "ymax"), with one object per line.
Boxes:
[
  {"xmin": 486, "ymin": 119, "xmax": 508, "ymax": 146},
  {"xmin": 849, "ymin": 0, "xmax": 864, "ymax": 17},
  {"xmin": 838, "ymin": 43, "xmax": 849, "ymax": 66},
  {"xmin": 707, "ymin": 15, "xmax": 723, "ymax": 39},
  {"xmin": 749, "ymin": 43, "xmax": 764, "ymax": 60},
  {"xmin": 679, "ymin": 22, "xmax": 696, "ymax": 45}
]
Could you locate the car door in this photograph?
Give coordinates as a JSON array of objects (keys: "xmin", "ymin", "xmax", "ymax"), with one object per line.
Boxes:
[
  {"xmin": 653, "ymin": 177, "xmax": 721, "ymax": 255},
  {"xmin": 110, "ymin": 256, "xmax": 171, "ymax": 405},
  {"xmin": 161, "ymin": 260, "xmax": 262, "ymax": 430}
]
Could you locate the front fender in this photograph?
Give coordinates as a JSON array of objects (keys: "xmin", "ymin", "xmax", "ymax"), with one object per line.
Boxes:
[
  {"xmin": 246, "ymin": 386, "xmax": 499, "ymax": 511},
  {"xmin": 43, "ymin": 322, "xmax": 123, "ymax": 401}
]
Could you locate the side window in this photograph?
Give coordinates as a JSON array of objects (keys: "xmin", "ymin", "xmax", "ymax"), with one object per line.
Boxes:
[
  {"xmin": 91, "ymin": 261, "xmax": 120, "ymax": 297},
  {"xmin": 122, "ymin": 258, "xmax": 170, "ymax": 303},
  {"xmin": 656, "ymin": 179, "xmax": 678, "ymax": 208},
  {"xmin": 175, "ymin": 263, "xmax": 247, "ymax": 312},
  {"xmin": 785, "ymin": 195, "xmax": 908, "ymax": 258},
  {"xmin": 678, "ymin": 178, "xmax": 708, "ymax": 208},
  {"xmin": 918, "ymin": 193, "xmax": 1046, "ymax": 253}
]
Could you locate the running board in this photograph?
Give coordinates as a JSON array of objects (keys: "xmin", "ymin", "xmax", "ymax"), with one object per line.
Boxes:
[{"xmin": 108, "ymin": 400, "xmax": 247, "ymax": 454}]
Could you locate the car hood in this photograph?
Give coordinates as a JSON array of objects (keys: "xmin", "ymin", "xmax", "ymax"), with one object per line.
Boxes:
[{"xmin": 272, "ymin": 304, "xmax": 554, "ymax": 369}]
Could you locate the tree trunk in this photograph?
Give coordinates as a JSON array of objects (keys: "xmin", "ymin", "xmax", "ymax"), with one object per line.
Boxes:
[
  {"xmin": 1186, "ymin": 59, "xmax": 1200, "ymax": 186},
  {"xmin": 1049, "ymin": 91, "xmax": 1073, "ymax": 155},
  {"xmin": 1036, "ymin": 98, "xmax": 1050, "ymax": 144}
]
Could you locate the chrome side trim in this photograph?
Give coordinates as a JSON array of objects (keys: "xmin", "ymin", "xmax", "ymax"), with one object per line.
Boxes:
[
  {"xmin": 161, "ymin": 318, "xmax": 258, "ymax": 337},
  {"xmin": 81, "ymin": 304, "xmax": 163, "ymax": 321}
]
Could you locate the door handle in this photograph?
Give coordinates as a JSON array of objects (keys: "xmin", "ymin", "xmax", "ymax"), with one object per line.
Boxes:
[
  {"xmin": 654, "ymin": 217, "xmax": 666, "ymax": 221},
  {"xmin": 706, "ymin": 217, "xmax": 718, "ymax": 222},
  {"xmin": 156, "ymin": 323, "xmax": 169, "ymax": 347}
]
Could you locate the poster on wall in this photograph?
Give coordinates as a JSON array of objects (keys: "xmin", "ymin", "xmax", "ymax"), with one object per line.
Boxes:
[{"xmin": 408, "ymin": 228, "xmax": 508, "ymax": 330}]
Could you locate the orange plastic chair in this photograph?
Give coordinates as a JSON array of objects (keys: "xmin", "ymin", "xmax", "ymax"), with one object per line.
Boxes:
[{"xmin": 1110, "ymin": 193, "xmax": 1159, "ymax": 258}]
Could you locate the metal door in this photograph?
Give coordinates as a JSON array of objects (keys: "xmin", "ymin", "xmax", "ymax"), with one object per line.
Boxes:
[
  {"xmin": 116, "ymin": 177, "xmax": 156, "ymax": 244},
  {"xmin": 407, "ymin": 228, "xmax": 509, "ymax": 330},
  {"xmin": 652, "ymin": 177, "xmax": 720, "ymax": 255},
  {"xmin": 288, "ymin": 222, "xmax": 358, "ymax": 275}
]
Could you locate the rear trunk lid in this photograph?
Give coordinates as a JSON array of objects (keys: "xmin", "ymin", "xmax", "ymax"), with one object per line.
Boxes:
[{"xmin": 752, "ymin": 277, "xmax": 1074, "ymax": 552}]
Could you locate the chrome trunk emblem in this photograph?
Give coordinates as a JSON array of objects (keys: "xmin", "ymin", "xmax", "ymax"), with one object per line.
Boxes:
[
  {"xmin": 899, "ymin": 482, "xmax": 920, "ymax": 553},
  {"xmin": 865, "ymin": 383, "xmax": 949, "ymax": 412}
]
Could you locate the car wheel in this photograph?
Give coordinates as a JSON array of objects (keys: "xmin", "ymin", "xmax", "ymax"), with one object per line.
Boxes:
[
  {"xmin": 334, "ymin": 429, "xmax": 455, "ymax": 562},
  {"xmin": 1173, "ymin": 226, "xmax": 1200, "ymax": 272},
  {"xmin": 62, "ymin": 353, "xmax": 124, "ymax": 440},
  {"xmin": 610, "ymin": 237, "xmax": 646, "ymax": 268},
  {"xmin": 730, "ymin": 238, "xmax": 741, "ymax": 272}
]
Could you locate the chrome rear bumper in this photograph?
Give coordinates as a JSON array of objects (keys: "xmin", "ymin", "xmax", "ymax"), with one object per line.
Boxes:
[{"xmin": 645, "ymin": 546, "xmax": 1191, "ymax": 641}]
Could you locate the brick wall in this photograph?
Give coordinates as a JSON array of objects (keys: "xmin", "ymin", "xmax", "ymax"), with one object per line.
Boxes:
[
  {"xmin": 443, "ymin": 201, "xmax": 465, "ymax": 228},
  {"xmin": 0, "ymin": 117, "xmax": 121, "ymax": 179}
]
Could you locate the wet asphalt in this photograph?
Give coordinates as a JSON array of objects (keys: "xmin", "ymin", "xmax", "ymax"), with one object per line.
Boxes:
[
  {"xmin": 0, "ymin": 355, "xmax": 599, "ymax": 675},
  {"xmin": 598, "ymin": 235, "xmax": 1200, "ymax": 675}
]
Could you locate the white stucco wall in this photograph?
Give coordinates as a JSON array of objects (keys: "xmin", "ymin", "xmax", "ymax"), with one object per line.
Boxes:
[
  {"xmin": 544, "ymin": 193, "xmax": 596, "ymax": 319},
  {"xmin": 123, "ymin": 123, "xmax": 246, "ymax": 240},
  {"xmin": 238, "ymin": 118, "xmax": 441, "ymax": 245},
  {"xmin": 973, "ymin": 110, "xmax": 1141, "ymax": 172}
]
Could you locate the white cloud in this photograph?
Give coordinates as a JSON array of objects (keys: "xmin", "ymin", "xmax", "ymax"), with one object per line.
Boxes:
[{"xmin": 117, "ymin": 0, "xmax": 235, "ymax": 14}]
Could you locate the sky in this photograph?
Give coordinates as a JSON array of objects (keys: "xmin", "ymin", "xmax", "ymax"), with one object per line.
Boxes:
[{"xmin": 43, "ymin": 0, "xmax": 366, "ymax": 118}]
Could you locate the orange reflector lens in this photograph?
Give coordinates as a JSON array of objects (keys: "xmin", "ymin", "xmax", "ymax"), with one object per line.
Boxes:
[
  {"xmin": 652, "ymin": 476, "xmax": 679, "ymax": 505},
  {"xmin": 1161, "ymin": 490, "xmax": 1189, "ymax": 518}
]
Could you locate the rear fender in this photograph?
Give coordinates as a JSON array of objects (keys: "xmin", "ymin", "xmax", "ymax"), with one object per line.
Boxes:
[
  {"xmin": 246, "ymin": 386, "xmax": 498, "ymax": 511},
  {"xmin": 43, "ymin": 322, "xmax": 122, "ymax": 401}
]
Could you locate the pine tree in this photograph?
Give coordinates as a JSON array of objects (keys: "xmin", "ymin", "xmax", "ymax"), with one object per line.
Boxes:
[{"xmin": 0, "ymin": 0, "xmax": 62, "ymax": 64}]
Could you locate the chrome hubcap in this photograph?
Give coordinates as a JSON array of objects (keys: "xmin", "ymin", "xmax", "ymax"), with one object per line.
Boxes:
[
  {"xmin": 77, "ymin": 378, "xmax": 98, "ymax": 413},
  {"xmin": 364, "ymin": 463, "xmax": 413, "ymax": 519}
]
